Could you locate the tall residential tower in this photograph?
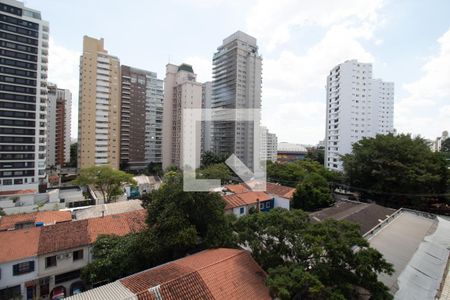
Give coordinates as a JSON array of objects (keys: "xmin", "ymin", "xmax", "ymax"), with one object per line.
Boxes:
[
  {"xmin": 325, "ymin": 60, "xmax": 394, "ymax": 171},
  {"xmin": 162, "ymin": 63, "xmax": 202, "ymax": 170},
  {"xmin": 77, "ymin": 36, "xmax": 121, "ymax": 169},
  {"xmin": 47, "ymin": 83, "xmax": 71, "ymax": 167},
  {"xmin": 0, "ymin": 0, "xmax": 49, "ymax": 192},
  {"xmin": 120, "ymin": 66, "xmax": 163, "ymax": 170},
  {"xmin": 211, "ymin": 31, "xmax": 262, "ymax": 170}
]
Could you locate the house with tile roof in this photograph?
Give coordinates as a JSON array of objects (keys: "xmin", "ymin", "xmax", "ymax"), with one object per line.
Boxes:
[
  {"xmin": 66, "ymin": 248, "xmax": 271, "ymax": 300},
  {"xmin": 0, "ymin": 209, "xmax": 147, "ymax": 299},
  {"xmin": 0, "ymin": 210, "xmax": 72, "ymax": 231},
  {"xmin": 223, "ymin": 191, "xmax": 274, "ymax": 217},
  {"xmin": 222, "ymin": 182, "xmax": 293, "ymax": 216}
]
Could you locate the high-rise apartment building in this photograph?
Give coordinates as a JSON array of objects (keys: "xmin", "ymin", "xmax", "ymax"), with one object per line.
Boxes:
[
  {"xmin": 47, "ymin": 82, "xmax": 71, "ymax": 167},
  {"xmin": 162, "ymin": 63, "xmax": 202, "ymax": 170},
  {"xmin": 201, "ymin": 81, "xmax": 212, "ymax": 153},
  {"xmin": 0, "ymin": 0, "xmax": 49, "ymax": 192},
  {"xmin": 78, "ymin": 36, "xmax": 120, "ymax": 169},
  {"xmin": 325, "ymin": 60, "xmax": 394, "ymax": 171},
  {"xmin": 120, "ymin": 65, "xmax": 163, "ymax": 170},
  {"xmin": 211, "ymin": 31, "xmax": 262, "ymax": 170},
  {"xmin": 260, "ymin": 126, "xmax": 277, "ymax": 162}
]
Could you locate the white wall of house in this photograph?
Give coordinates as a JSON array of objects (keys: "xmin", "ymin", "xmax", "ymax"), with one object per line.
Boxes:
[
  {"xmin": 272, "ymin": 195, "xmax": 290, "ymax": 210},
  {"xmin": 0, "ymin": 257, "xmax": 38, "ymax": 297}
]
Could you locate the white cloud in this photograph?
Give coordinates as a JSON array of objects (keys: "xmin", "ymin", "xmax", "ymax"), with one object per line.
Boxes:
[
  {"xmin": 246, "ymin": 0, "xmax": 384, "ymax": 51},
  {"xmin": 396, "ymin": 27, "xmax": 450, "ymax": 139},
  {"xmin": 48, "ymin": 38, "xmax": 80, "ymax": 139}
]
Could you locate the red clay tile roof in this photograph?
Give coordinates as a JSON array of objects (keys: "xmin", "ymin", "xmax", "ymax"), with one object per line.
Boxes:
[
  {"xmin": 265, "ymin": 182, "xmax": 295, "ymax": 199},
  {"xmin": 222, "ymin": 192, "xmax": 272, "ymax": 209},
  {"xmin": 0, "ymin": 211, "xmax": 72, "ymax": 231},
  {"xmin": 224, "ymin": 184, "xmax": 250, "ymax": 194},
  {"xmin": 0, "ymin": 189, "xmax": 36, "ymax": 196},
  {"xmin": 37, "ymin": 209, "xmax": 147, "ymax": 255},
  {"xmin": 0, "ymin": 227, "xmax": 40, "ymax": 263},
  {"xmin": 87, "ymin": 209, "xmax": 147, "ymax": 243},
  {"xmin": 120, "ymin": 248, "xmax": 270, "ymax": 300}
]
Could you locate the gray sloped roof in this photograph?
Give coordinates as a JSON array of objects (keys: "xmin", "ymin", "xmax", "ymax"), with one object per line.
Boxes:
[{"xmin": 65, "ymin": 281, "xmax": 136, "ymax": 300}]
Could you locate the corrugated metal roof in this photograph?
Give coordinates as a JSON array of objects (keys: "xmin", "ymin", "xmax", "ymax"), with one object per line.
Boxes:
[{"xmin": 65, "ymin": 281, "xmax": 137, "ymax": 300}]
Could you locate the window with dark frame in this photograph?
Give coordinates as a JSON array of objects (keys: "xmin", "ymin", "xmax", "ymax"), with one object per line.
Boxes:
[
  {"xmin": 73, "ymin": 249, "xmax": 83, "ymax": 261},
  {"xmin": 45, "ymin": 256, "xmax": 56, "ymax": 268},
  {"xmin": 12, "ymin": 261, "xmax": 34, "ymax": 275}
]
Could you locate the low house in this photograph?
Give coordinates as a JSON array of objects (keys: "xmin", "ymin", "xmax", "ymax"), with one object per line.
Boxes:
[
  {"xmin": 0, "ymin": 211, "xmax": 72, "ymax": 231},
  {"xmin": 265, "ymin": 182, "xmax": 295, "ymax": 209},
  {"xmin": 0, "ymin": 210, "xmax": 147, "ymax": 299},
  {"xmin": 223, "ymin": 191, "xmax": 274, "ymax": 217},
  {"xmin": 66, "ymin": 248, "xmax": 271, "ymax": 300},
  {"xmin": 0, "ymin": 228, "xmax": 40, "ymax": 299}
]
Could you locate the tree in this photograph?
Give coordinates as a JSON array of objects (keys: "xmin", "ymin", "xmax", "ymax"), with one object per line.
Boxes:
[
  {"xmin": 342, "ymin": 134, "xmax": 449, "ymax": 209},
  {"xmin": 306, "ymin": 147, "xmax": 325, "ymax": 165},
  {"xmin": 146, "ymin": 162, "xmax": 162, "ymax": 176},
  {"xmin": 441, "ymin": 138, "xmax": 450, "ymax": 153},
  {"xmin": 73, "ymin": 165, "xmax": 137, "ymax": 203},
  {"xmin": 196, "ymin": 163, "xmax": 232, "ymax": 185},
  {"xmin": 69, "ymin": 143, "xmax": 77, "ymax": 168},
  {"xmin": 0, "ymin": 207, "xmax": 5, "ymax": 216},
  {"xmin": 81, "ymin": 233, "xmax": 158, "ymax": 285},
  {"xmin": 145, "ymin": 172, "xmax": 236, "ymax": 260},
  {"xmin": 292, "ymin": 173, "xmax": 334, "ymax": 211},
  {"xmin": 235, "ymin": 208, "xmax": 393, "ymax": 299},
  {"xmin": 267, "ymin": 160, "xmax": 341, "ymax": 187},
  {"xmin": 201, "ymin": 151, "xmax": 229, "ymax": 167}
]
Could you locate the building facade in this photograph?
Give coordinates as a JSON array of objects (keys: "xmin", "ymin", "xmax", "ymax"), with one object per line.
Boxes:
[
  {"xmin": 201, "ymin": 81, "xmax": 212, "ymax": 154},
  {"xmin": 162, "ymin": 63, "xmax": 202, "ymax": 170},
  {"xmin": 77, "ymin": 36, "xmax": 120, "ymax": 170},
  {"xmin": 211, "ymin": 31, "xmax": 262, "ymax": 170},
  {"xmin": 47, "ymin": 83, "xmax": 71, "ymax": 167},
  {"xmin": 432, "ymin": 130, "xmax": 448, "ymax": 152},
  {"xmin": 277, "ymin": 142, "xmax": 307, "ymax": 162},
  {"xmin": 325, "ymin": 60, "xmax": 394, "ymax": 171},
  {"xmin": 120, "ymin": 66, "xmax": 163, "ymax": 170},
  {"xmin": 0, "ymin": 0, "xmax": 49, "ymax": 193},
  {"xmin": 260, "ymin": 126, "xmax": 277, "ymax": 162}
]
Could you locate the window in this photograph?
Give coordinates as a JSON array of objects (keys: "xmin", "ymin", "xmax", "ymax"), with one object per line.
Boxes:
[
  {"xmin": 260, "ymin": 203, "xmax": 264, "ymax": 209},
  {"xmin": 73, "ymin": 249, "xmax": 83, "ymax": 261},
  {"xmin": 239, "ymin": 207, "xmax": 244, "ymax": 215},
  {"xmin": 12, "ymin": 261, "xmax": 34, "ymax": 275},
  {"xmin": 266, "ymin": 202, "xmax": 271, "ymax": 208},
  {"xmin": 45, "ymin": 256, "xmax": 57, "ymax": 268}
]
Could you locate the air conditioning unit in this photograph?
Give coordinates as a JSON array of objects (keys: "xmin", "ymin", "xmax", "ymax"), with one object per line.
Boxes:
[
  {"xmin": 57, "ymin": 254, "xmax": 64, "ymax": 260},
  {"xmin": 65, "ymin": 253, "xmax": 72, "ymax": 259}
]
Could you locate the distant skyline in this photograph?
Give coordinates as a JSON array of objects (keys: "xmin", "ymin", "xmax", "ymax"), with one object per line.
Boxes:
[{"xmin": 26, "ymin": 0, "xmax": 450, "ymax": 144}]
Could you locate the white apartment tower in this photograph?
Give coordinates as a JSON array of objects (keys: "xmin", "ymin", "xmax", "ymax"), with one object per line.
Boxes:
[
  {"xmin": 260, "ymin": 126, "xmax": 277, "ymax": 162},
  {"xmin": 211, "ymin": 31, "xmax": 262, "ymax": 170},
  {"xmin": 0, "ymin": 0, "xmax": 49, "ymax": 192},
  {"xmin": 162, "ymin": 63, "xmax": 202, "ymax": 170},
  {"xmin": 325, "ymin": 60, "xmax": 394, "ymax": 171}
]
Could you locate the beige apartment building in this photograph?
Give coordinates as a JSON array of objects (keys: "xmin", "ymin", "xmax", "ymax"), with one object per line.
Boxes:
[
  {"xmin": 162, "ymin": 64, "xmax": 202, "ymax": 170},
  {"xmin": 77, "ymin": 36, "xmax": 121, "ymax": 169}
]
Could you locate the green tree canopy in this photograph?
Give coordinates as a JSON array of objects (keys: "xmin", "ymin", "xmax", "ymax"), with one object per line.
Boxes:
[
  {"xmin": 342, "ymin": 134, "xmax": 449, "ymax": 208},
  {"xmin": 267, "ymin": 160, "xmax": 341, "ymax": 187},
  {"xmin": 235, "ymin": 208, "xmax": 393, "ymax": 299},
  {"xmin": 306, "ymin": 147, "xmax": 325, "ymax": 165},
  {"xmin": 73, "ymin": 165, "xmax": 136, "ymax": 203},
  {"xmin": 292, "ymin": 173, "xmax": 334, "ymax": 211},
  {"xmin": 145, "ymin": 172, "xmax": 236, "ymax": 260},
  {"xmin": 201, "ymin": 151, "xmax": 229, "ymax": 168},
  {"xmin": 196, "ymin": 163, "xmax": 232, "ymax": 185}
]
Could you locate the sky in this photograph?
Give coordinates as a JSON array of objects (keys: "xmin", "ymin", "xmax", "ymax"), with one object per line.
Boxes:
[{"xmin": 25, "ymin": 0, "xmax": 450, "ymax": 145}]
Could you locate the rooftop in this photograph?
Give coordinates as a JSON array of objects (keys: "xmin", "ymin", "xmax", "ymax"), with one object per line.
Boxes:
[
  {"xmin": 367, "ymin": 210, "xmax": 450, "ymax": 299},
  {"xmin": 309, "ymin": 200, "xmax": 396, "ymax": 234},
  {"xmin": 67, "ymin": 248, "xmax": 270, "ymax": 300},
  {"xmin": 223, "ymin": 192, "xmax": 272, "ymax": 209},
  {"xmin": 265, "ymin": 182, "xmax": 295, "ymax": 199},
  {"xmin": 0, "ymin": 189, "xmax": 36, "ymax": 197},
  {"xmin": 0, "ymin": 209, "xmax": 147, "ymax": 262},
  {"xmin": 277, "ymin": 142, "xmax": 307, "ymax": 153},
  {"xmin": 0, "ymin": 210, "xmax": 72, "ymax": 231},
  {"xmin": 75, "ymin": 200, "xmax": 143, "ymax": 220}
]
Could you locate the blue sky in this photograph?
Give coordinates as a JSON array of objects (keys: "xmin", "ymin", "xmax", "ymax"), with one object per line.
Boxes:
[{"xmin": 26, "ymin": 0, "xmax": 450, "ymax": 144}]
